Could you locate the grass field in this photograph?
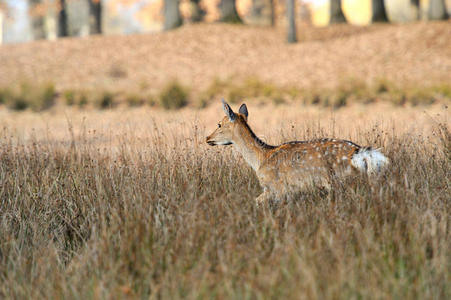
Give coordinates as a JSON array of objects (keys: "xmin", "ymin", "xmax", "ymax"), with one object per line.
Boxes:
[
  {"xmin": 0, "ymin": 20, "xmax": 450, "ymax": 299},
  {"xmin": 0, "ymin": 101, "xmax": 449, "ymax": 299}
]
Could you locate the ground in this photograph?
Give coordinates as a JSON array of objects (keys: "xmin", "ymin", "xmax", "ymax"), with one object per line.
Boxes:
[
  {"xmin": 0, "ymin": 22, "xmax": 450, "ymax": 94},
  {"xmin": 0, "ymin": 22, "xmax": 450, "ymax": 299}
]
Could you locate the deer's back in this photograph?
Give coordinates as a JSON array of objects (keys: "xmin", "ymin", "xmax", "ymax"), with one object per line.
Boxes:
[{"xmin": 258, "ymin": 139, "xmax": 361, "ymax": 185}]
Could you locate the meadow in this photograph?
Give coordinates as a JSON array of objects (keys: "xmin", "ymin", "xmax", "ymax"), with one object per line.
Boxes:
[
  {"xmin": 1, "ymin": 20, "xmax": 450, "ymax": 299},
  {"xmin": 0, "ymin": 101, "xmax": 449, "ymax": 299}
]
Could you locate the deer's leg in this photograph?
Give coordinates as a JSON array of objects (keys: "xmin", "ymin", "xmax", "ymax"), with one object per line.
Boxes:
[
  {"xmin": 255, "ymin": 188, "xmax": 272, "ymax": 205},
  {"xmin": 318, "ymin": 176, "xmax": 331, "ymax": 192}
]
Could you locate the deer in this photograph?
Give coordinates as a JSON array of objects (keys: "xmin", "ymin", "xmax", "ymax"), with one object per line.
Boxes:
[{"xmin": 206, "ymin": 99, "xmax": 389, "ymax": 205}]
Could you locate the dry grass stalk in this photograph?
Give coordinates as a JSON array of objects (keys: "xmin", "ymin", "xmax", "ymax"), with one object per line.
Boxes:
[{"xmin": 0, "ymin": 104, "xmax": 449, "ymax": 298}]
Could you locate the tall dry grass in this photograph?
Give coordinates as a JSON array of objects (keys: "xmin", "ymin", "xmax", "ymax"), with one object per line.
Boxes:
[{"xmin": 0, "ymin": 103, "xmax": 449, "ymax": 299}]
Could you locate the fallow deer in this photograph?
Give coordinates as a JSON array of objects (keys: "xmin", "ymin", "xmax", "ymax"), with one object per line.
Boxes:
[{"xmin": 206, "ymin": 99, "xmax": 389, "ymax": 204}]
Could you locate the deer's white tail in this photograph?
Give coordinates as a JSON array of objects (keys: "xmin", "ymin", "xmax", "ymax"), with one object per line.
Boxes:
[{"xmin": 351, "ymin": 148, "xmax": 389, "ymax": 175}]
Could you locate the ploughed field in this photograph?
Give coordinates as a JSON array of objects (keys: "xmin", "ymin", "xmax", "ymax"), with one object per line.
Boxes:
[{"xmin": 0, "ymin": 102, "xmax": 449, "ymax": 298}]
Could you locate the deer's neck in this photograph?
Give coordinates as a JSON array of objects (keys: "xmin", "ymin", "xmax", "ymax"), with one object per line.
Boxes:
[{"xmin": 232, "ymin": 122, "xmax": 275, "ymax": 171}]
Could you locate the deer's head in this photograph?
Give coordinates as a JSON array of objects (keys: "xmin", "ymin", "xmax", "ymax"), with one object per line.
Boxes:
[{"xmin": 206, "ymin": 99, "xmax": 248, "ymax": 146}]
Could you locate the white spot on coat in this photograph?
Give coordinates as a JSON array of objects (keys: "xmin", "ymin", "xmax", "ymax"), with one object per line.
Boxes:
[{"xmin": 351, "ymin": 148, "xmax": 389, "ymax": 174}]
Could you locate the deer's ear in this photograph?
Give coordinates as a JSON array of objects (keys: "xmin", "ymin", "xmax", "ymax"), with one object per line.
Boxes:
[
  {"xmin": 222, "ymin": 98, "xmax": 236, "ymax": 122},
  {"xmin": 239, "ymin": 103, "xmax": 248, "ymax": 120}
]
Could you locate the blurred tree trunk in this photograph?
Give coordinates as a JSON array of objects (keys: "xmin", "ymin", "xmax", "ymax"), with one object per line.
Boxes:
[
  {"xmin": 270, "ymin": 0, "xmax": 275, "ymax": 26},
  {"xmin": 371, "ymin": 0, "xmax": 388, "ymax": 22},
  {"xmin": 249, "ymin": 0, "xmax": 274, "ymax": 26},
  {"xmin": 429, "ymin": 0, "xmax": 448, "ymax": 19},
  {"xmin": 58, "ymin": 0, "xmax": 68, "ymax": 37},
  {"xmin": 250, "ymin": 0, "xmax": 265, "ymax": 18},
  {"xmin": 219, "ymin": 0, "xmax": 242, "ymax": 23},
  {"xmin": 164, "ymin": 0, "xmax": 182, "ymax": 30},
  {"xmin": 30, "ymin": 0, "xmax": 46, "ymax": 40},
  {"xmin": 0, "ymin": 9, "xmax": 3, "ymax": 45},
  {"xmin": 66, "ymin": 0, "xmax": 89, "ymax": 37},
  {"xmin": 29, "ymin": 0, "xmax": 58, "ymax": 40},
  {"xmin": 330, "ymin": 0, "xmax": 346, "ymax": 23},
  {"xmin": 385, "ymin": 0, "xmax": 420, "ymax": 23},
  {"xmin": 286, "ymin": 0, "xmax": 296, "ymax": 43},
  {"xmin": 88, "ymin": 0, "xmax": 102, "ymax": 34},
  {"xmin": 44, "ymin": 1, "xmax": 58, "ymax": 40},
  {"xmin": 189, "ymin": 0, "xmax": 204, "ymax": 22}
]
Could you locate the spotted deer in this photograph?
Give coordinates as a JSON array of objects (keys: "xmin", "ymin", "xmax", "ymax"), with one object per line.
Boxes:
[{"xmin": 206, "ymin": 100, "xmax": 389, "ymax": 204}]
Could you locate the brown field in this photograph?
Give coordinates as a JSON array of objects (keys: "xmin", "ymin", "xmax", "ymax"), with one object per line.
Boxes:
[
  {"xmin": 1, "ymin": 101, "xmax": 450, "ymax": 299},
  {"xmin": 0, "ymin": 22, "xmax": 451, "ymax": 299},
  {"xmin": 0, "ymin": 102, "xmax": 449, "ymax": 147},
  {"xmin": 0, "ymin": 22, "xmax": 450, "ymax": 94}
]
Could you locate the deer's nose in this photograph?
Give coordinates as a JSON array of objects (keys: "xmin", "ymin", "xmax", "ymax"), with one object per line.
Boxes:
[{"xmin": 206, "ymin": 136, "xmax": 216, "ymax": 146}]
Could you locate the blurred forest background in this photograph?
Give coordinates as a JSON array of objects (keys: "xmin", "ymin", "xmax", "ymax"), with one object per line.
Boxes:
[
  {"xmin": 0, "ymin": 2, "xmax": 450, "ymax": 299},
  {"xmin": 0, "ymin": 0, "xmax": 449, "ymax": 44},
  {"xmin": 0, "ymin": 0, "xmax": 449, "ymax": 111}
]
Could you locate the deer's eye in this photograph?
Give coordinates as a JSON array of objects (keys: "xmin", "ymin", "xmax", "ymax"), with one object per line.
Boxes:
[{"xmin": 218, "ymin": 123, "xmax": 221, "ymax": 128}]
